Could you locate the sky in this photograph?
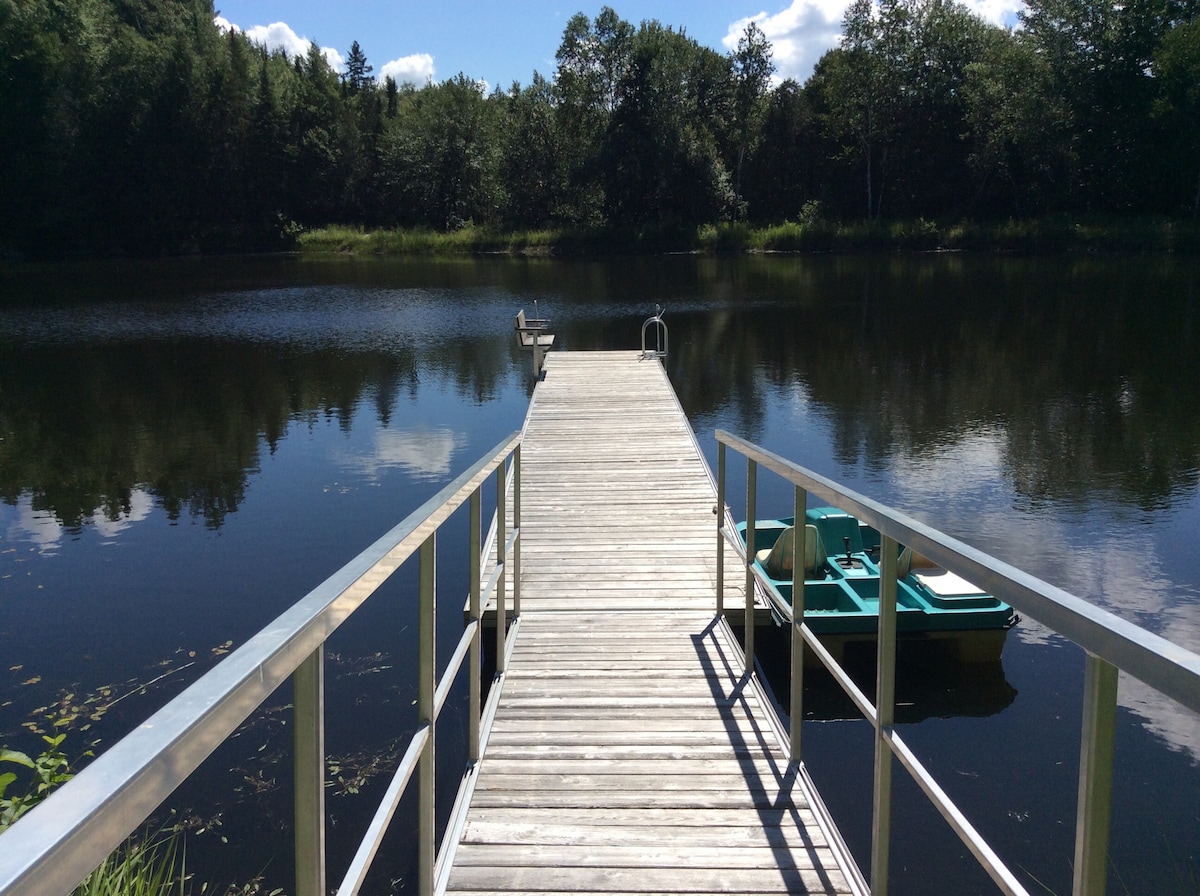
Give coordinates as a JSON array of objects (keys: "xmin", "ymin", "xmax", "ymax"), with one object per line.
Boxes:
[{"xmin": 213, "ymin": 0, "xmax": 1024, "ymax": 91}]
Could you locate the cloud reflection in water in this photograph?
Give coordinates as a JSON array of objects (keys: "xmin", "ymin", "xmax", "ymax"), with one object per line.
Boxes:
[{"xmin": 889, "ymin": 429, "xmax": 1200, "ymax": 761}]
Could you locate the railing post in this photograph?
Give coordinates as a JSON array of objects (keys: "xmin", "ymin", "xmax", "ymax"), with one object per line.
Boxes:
[
  {"xmin": 293, "ymin": 647, "xmax": 326, "ymax": 896},
  {"xmin": 1073, "ymin": 653, "xmax": 1118, "ymax": 896},
  {"xmin": 468, "ymin": 487, "xmax": 482, "ymax": 763},
  {"xmin": 743, "ymin": 458, "xmax": 757, "ymax": 674},
  {"xmin": 790, "ymin": 485, "xmax": 807, "ymax": 765},
  {"xmin": 417, "ymin": 533, "xmax": 436, "ymax": 896},
  {"xmin": 716, "ymin": 440, "xmax": 726, "ymax": 618},
  {"xmin": 513, "ymin": 443, "xmax": 522, "ymax": 619},
  {"xmin": 495, "ymin": 458, "xmax": 507, "ymax": 672},
  {"xmin": 871, "ymin": 534, "xmax": 900, "ymax": 896}
]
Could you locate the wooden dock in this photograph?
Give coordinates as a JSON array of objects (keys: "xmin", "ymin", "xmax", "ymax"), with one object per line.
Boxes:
[{"xmin": 444, "ymin": 352, "xmax": 864, "ymax": 895}]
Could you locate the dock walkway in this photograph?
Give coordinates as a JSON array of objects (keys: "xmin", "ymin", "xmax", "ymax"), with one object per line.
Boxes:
[{"xmin": 444, "ymin": 352, "xmax": 862, "ymax": 895}]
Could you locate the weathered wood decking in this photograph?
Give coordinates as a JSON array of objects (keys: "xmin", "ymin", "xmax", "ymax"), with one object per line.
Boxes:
[{"xmin": 445, "ymin": 352, "xmax": 863, "ymax": 895}]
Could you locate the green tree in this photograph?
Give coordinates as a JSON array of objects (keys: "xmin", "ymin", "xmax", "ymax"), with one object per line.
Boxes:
[
  {"xmin": 344, "ymin": 39, "xmax": 374, "ymax": 93},
  {"xmin": 817, "ymin": 0, "xmax": 896, "ymax": 219},
  {"xmin": 498, "ymin": 74, "xmax": 565, "ymax": 226},
  {"xmin": 1152, "ymin": 20, "xmax": 1200, "ymax": 216},
  {"xmin": 379, "ymin": 75, "xmax": 502, "ymax": 229},
  {"xmin": 744, "ymin": 80, "xmax": 818, "ymax": 221},
  {"xmin": 1019, "ymin": 0, "xmax": 1178, "ymax": 211},
  {"xmin": 552, "ymin": 7, "xmax": 635, "ymax": 224},
  {"xmin": 730, "ymin": 22, "xmax": 775, "ymax": 214},
  {"xmin": 961, "ymin": 29, "xmax": 1075, "ymax": 215},
  {"xmin": 600, "ymin": 21, "xmax": 735, "ymax": 226}
]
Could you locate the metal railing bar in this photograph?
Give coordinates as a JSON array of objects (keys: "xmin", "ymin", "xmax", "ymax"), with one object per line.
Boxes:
[
  {"xmin": 800, "ymin": 624, "xmax": 880, "ymax": 724},
  {"xmin": 417, "ymin": 534, "xmax": 436, "ymax": 896},
  {"xmin": 716, "ymin": 430, "xmax": 1200, "ymax": 714},
  {"xmin": 789, "ymin": 485, "xmax": 806, "ymax": 765},
  {"xmin": 724, "ymin": 522, "xmax": 884, "ymax": 721},
  {"xmin": 294, "ymin": 647, "xmax": 326, "ymax": 896},
  {"xmin": 716, "ymin": 441, "xmax": 727, "ymax": 618},
  {"xmin": 0, "ymin": 431, "xmax": 521, "ymax": 896},
  {"xmin": 513, "ymin": 443, "xmax": 522, "ymax": 618},
  {"xmin": 479, "ymin": 563, "xmax": 505, "ymax": 612},
  {"xmin": 468, "ymin": 488, "xmax": 481, "ymax": 764},
  {"xmin": 744, "ymin": 459, "xmax": 758, "ymax": 673},
  {"xmin": 336, "ymin": 725, "xmax": 429, "ymax": 896},
  {"xmin": 883, "ymin": 728, "xmax": 1031, "ymax": 896},
  {"xmin": 495, "ymin": 460, "xmax": 508, "ymax": 674},
  {"xmin": 1073, "ymin": 654, "xmax": 1119, "ymax": 896},
  {"xmin": 870, "ymin": 535, "xmax": 900, "ymax": 895},
  {"xmin": 434, "ymin": 621, "xmax": 479, "ymax": 720},
  {"xmin": 433, "ymin": 613, "xmax": 524, "ymax": 895}
]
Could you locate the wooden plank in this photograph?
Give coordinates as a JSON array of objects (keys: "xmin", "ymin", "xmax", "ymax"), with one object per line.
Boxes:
[
  {"xmin": 458, "ymin": 820, "xmax": 828, "ymax": 848},
  {"xmin": 445, "ymin": 352, "xmax": 859, "ymax": 896},
  {"xmin": 451, "ymin": 843, "xmax": 831, "ymax": 870},
  {"xmin": 446, "ymin": 866, "xmax": 853, "ymax": 894}
]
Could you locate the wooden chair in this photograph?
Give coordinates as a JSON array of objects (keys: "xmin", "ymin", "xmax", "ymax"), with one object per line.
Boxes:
[{"xmin": 514, "ymin": 309, "xmax": 555, "ymax": 350}]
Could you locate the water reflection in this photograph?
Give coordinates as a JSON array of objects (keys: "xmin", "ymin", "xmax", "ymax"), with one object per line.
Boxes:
[
  {"xmin": 4, "ymin": 489, "xmax": 156, "ymax": 551},
  {"xmin": 1, "ymin": 254, "xmax": 1198, "ymax": 895},
  {"xmin": 334, "ymin": 427, "xmax": 464, "ymax": 481}
]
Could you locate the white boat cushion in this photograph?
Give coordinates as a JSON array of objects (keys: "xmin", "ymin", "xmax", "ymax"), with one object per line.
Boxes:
[{"xmin": 914, "ymin": 569, "xmax": 986, "ymax": 596}]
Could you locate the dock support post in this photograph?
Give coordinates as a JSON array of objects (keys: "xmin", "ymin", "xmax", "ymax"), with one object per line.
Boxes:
[
  {"xmin": 532, "ymin": 338, "xmax": 544, "ymax": 379},
  {"xmin": 468, "ymin": 487, "xmax": 482, "ymax": 763},
  {"xmin": 743, "ymin": 459, "xmax": 757, "ymax": 674},
  {"xmin": 293, "ymin": 647, "xmax": 326, "ymax": 896},
  {"xmin": 716, "ymin": 441, "xmax": 726, "ymax": 618},
  {"xmin": 789, "ymin": 485, "xmax": 806, "ymax": 765},
  {"xmin": 417, "ymin": 534, "xmax": 436, "ymax": 896},
  {"xmin": 1073, "ymin": 653, "xmax": 1117, "ymax": 896},
  {"xmin": 871, "ymin": 534, "xmax": 899, "ymax": 896},
  {"xmin": 496, "ymin": 459, "xmax": 507, "ymax": 672},
  {"xmin": 513, "ymin": 444, "xmax": 522, "ymax": 618}
]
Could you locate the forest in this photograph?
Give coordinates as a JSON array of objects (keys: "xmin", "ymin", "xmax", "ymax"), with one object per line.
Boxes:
[{"xmin": 1, "ymin": 0, "xmax": 1198, "ymax": 256}]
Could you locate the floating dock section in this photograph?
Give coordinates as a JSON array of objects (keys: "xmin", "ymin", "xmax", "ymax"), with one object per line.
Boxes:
[{"xmin": 444, "ymin": 352, "xmax": 864, "ymax": 895}]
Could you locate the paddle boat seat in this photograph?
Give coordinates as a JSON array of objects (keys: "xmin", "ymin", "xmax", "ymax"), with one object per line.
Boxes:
[{"xmin": 755, "ymin": 524, "xmax": 827, "ymax": 580}]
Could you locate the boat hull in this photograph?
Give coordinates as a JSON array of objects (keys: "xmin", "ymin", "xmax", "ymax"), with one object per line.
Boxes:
[{"xmin": 736, "ymin": 510, "xmax": 1017, "ymax": 665}]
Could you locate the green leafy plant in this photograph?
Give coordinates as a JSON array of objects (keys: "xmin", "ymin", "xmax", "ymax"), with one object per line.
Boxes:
[{"xmin": 0, "ymin": 733, "xmax": 77, "ymax": 832}]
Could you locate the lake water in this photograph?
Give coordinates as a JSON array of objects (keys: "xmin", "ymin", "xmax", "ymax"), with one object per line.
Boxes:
[{"xmin": 2, "ymin": 253, "xmax": 1197, "ymax": 894}]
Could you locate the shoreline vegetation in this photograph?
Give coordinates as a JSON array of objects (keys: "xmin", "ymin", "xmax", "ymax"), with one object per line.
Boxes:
[{"xmin": 298, "ymin": 218, "xmax": 1200, "ymax": 258}]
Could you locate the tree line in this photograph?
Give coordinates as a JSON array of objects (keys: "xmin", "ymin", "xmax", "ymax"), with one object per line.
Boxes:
[{"xmin": 1, "ymin": 0, "xmax": 1197, "ymax": 257}]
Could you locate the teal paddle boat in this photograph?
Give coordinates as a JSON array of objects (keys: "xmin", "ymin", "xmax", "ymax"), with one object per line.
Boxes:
[{"xmin": 736, "ymin": 508, "xmax": 1018, "ymax": 666}]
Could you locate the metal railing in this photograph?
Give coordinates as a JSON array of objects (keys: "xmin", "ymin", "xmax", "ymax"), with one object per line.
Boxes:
[
  {"xmin": 0, "ymin": 431, "xmax": 524, "ymax": 896},
  {"xmin": 640, "ymin": 304, "xmax": 668, "ymax": 360},
  {"xmin": 716, "ymin": 430, "xmax": 1200, "ymax": 896}
]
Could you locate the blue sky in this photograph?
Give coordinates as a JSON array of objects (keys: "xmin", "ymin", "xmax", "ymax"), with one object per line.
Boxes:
[{"xmin": 214, "ymin": 0, "xmax": 1023, "ymax": 90}]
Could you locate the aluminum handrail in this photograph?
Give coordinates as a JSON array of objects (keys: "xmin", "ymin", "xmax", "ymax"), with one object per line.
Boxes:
[
  {"xmin": 715, "ymin": 429, "xmax": 1200, "ymax": 896},
  {"xmin": 0, "ymin": 431, "xmax": 523, "ymax": 896},
  {"xmin": 718, "ymin": 430, "xmax": 1200, "ymax": 712}
]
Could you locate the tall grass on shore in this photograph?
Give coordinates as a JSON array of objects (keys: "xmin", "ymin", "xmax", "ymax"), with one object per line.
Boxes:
[{"xmin": 299, "ymin": 217, "xmax": 1200, "ymax": 257}]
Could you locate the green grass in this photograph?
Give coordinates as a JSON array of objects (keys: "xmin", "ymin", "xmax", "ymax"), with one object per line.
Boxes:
[
  {"xmin": 298, "ymin": 216, "xmax": 1200, "ymax": 258},
  {"xmin": 73, "ymin": 828, "xmax": 187, "ymax": 896}
]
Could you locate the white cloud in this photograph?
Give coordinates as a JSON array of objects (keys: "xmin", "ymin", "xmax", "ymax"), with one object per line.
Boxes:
[
  {"xmin": 723, "ymin": 0, "xmax": 1024, "ymax": 86},
  {"xmin": 214, "ymin": 17, "xmax": 345, "ymax": 71},
  {"xmin": 380, "ymin": 53, "xmax": 436, "ymax": 87},
  {"xmin": 724, "ymin": 2, "xmax": 848, "ymax": 85}
]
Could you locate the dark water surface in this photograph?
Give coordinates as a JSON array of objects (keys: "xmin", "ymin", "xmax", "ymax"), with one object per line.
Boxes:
[{"xmin": 2, "ymin": 254, "xmax": 1197, "ymax": 894}]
